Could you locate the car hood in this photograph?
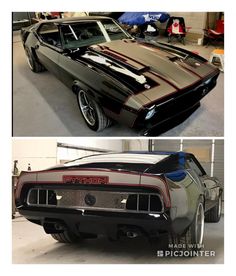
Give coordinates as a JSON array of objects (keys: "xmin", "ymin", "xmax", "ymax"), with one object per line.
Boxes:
[
  {"xmin": 79, "ymin": 39, "xmax": 218, "ymax": 106},
  {"xmin": 90, "ymin": 40, "xmax": 216, "ymax": 85}
]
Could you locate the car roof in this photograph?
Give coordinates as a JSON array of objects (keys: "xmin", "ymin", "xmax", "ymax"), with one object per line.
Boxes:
[
  {"xmin": 65, "ymin": 153, "xmax": 169, "ymax": 166},
  {"xmin": 64, "ymin": 151, "xmax": 189, "ymax": 167},
  {"xmin": 38, "ymin": 16, "xmax": 113, "ymax": 25}
]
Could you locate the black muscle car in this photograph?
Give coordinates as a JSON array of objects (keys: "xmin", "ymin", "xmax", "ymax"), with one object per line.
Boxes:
[
  {"xmin": 15, "ymin": 151, "xmax": 223, "ymax": 251},
  {"xmin": 21, "ymin": 16, "xmax": 220, "ymax": 135}
]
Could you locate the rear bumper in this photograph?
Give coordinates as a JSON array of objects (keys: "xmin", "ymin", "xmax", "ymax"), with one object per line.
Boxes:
[{"xmin": 18, "ymin": 207, "xmax": 172, "ymax": 239}]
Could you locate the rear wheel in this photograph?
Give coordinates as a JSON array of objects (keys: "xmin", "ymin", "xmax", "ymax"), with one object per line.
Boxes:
[
  {"xmin": 171, "ymin": 199, "xmax": 205, "ymax": 252},
  {"xmin": 51, "ymin": 230, "xmax": 81, "ymax": 243},
  {"xmin": 25, "ymin": 47, "xmax": 45, "ymax": 73},
  {"xmin": 205, "ymin": 194, "xmax": 222, "ymax": 223},
  {"xmin": 77, "ymin": 89, "xmax": 111, "ymax": 131}
]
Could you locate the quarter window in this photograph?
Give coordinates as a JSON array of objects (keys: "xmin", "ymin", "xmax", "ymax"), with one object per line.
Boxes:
[{"xmin": 186, "ymin": 158, "xmax": 204, "ymax": 176}]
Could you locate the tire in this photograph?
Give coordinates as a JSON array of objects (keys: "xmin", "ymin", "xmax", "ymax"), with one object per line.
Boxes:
[
  {"xmin": 171, "ymin": 199, "xmax": 205, "ymax": 252},
  {"xmin": 77, "ymin": 89, "xmax": 112, "ymax": 131},
  {"xmin": 205, "ymin": 195, "xmax": 222, "ymax": 223},
  {"xmin": 25, "ymin": 47, "xmax": 45, "ymax": 73},
  {"xmin": 51, "ymin": 230, "xmax": 81, "ymax": 243}
]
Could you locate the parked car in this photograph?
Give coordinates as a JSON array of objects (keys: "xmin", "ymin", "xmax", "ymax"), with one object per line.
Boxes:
[
  {"xmin": 21, "ymin": 17, "xmax": 220, "ymax": 135},
  {"xmin": 15, "ymin": 151, "xmax": 223, "ymax": 250}
]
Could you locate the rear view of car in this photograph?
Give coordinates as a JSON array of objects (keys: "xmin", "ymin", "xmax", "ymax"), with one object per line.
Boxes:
[{"xmin": 15, "ymin": 152, "xmax": 223, "ymax": 252}]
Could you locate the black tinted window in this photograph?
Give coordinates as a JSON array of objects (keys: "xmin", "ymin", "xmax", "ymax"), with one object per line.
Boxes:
[
  {"xmin": 186, "ymin": 158, "xmax": 204, "ymax": 176},
  {"xmin": 38, "ymin": 23, "xmax": 61, "ymax": 48},
  {"xmin": 102, "ymin": 20, "xmax": 128, "ymax": 40},
  {"xmin": 146, "ymin": 155, "xmax": 179, "ymax": 174},
  {"xmin": 69, "ymin": 162, "xmax": 151, "ymax": 173}
]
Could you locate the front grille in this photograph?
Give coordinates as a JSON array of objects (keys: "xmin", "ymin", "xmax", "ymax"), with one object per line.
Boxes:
[
  {"xmin": 145, "ymin": 73, "xmax": 218, "ymax": 111},
  {"xmin": 27, "ymin": 188, "xmax": 164, "ymax": 213}
]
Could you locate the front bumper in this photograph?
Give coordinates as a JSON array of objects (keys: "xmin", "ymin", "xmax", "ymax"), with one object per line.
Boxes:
[
  {"xmin": 140, "ymin": 102, "xmax": 200, "ymax": 136},
  {"xmin": 18, "ymin": 207, "xmax": 172, "ymax": 239},
  {"xmin": 134, "ymin": 71, "xmax": 219, "ymax": 136}
]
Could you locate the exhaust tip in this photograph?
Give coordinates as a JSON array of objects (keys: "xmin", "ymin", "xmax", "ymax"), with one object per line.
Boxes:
[
  {"xmin": 54, "ymin": 223, "xmax": 65, "ymax": 231},
  {"xmin": 127, "ymin": 231, "xmax": 138, "ymax": 238}
]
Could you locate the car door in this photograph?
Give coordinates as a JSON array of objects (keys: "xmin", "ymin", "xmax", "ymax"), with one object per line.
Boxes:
[
  {"xmin": 186, "ymin": 155, "xmax": 220, "ymax": 211},
  {"xmin": 34, "ymin": 22, "xmax": 62, "ymax": 79}
]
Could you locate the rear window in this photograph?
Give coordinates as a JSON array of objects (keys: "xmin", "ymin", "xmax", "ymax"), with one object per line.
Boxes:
[{"xmin": 69, "ymin": 162, "xmax": 151, "ymax": 173}]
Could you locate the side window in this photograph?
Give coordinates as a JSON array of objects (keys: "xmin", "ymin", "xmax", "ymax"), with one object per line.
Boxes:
[
  {"xmin": 38, "ymin": 23, "xmax": 62, "ymax": 48},
  {"xmin": 186, "ymin": 158, "xmax": 204, "ymax": 176}
]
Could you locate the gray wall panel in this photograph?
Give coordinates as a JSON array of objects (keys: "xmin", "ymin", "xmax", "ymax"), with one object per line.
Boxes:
[{"xmin": 153, "ymin": 140, "xmax": 181, "ymax": 152}]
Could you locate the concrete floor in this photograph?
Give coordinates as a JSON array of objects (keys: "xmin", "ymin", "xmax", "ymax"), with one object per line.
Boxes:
[
  {"xmin": 13, "ymin": 31, "xmax": 224, "ymax": 137},
  {"xmin": 12, "ymin": 215, "xmax": 224, "ymax": 264}
]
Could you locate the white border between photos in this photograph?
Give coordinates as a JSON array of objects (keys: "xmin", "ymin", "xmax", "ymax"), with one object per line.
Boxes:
[{"xmin": 1, "ymin": 0, "xmax": 236, "ymax": 275}]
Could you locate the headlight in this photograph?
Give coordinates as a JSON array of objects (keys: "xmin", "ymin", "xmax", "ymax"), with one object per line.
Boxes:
[
  {"xmin": 204, "ymin": 78, "xmax": 211, "ymax": 85},
  {"xmin": 145, "ymin": 106, "xmax": 156, "ymax": 120}
]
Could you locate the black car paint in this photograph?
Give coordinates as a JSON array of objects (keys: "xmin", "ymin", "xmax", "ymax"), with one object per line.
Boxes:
[{"xmin": 21, "ymin": 17, "xmax": 220, "ymax": 134}]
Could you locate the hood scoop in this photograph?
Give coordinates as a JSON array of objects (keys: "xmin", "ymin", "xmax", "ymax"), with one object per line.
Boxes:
[
  {"xmin": 82, "ymin": 51, "xmax": 147, "ymax": 85},
  {"xmin": 89, "ymin": 44, "xmax": 149, "ymax": 73}
]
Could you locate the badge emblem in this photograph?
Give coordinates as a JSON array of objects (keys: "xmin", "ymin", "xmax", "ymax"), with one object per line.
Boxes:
[{"xmin": 84, "ymin": 194, "xmax": 96, "ymax": 206}]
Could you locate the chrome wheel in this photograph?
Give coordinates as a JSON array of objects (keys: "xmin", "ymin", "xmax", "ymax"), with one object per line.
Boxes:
[
  {"xmin": 78, "ymin": 90, "xmax": 96, "ymax": 126},
  {"xmin": 195, "ymin": 202, "xmax": 204, "ymax": 245}
]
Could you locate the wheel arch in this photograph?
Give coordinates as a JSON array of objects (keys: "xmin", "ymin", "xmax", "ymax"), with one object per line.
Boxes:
[
  {"xmin": 72, "ymin": 80, "xmax": 96, "ymax": 98},
  {"xmin": 190, "ymin": 194, "xmax": 205, "ymax": 223},
  {"xmin": 199, "ymin": 194, "xmax": 205, "ymax": 209},
  {"xmin": 72, "ymin": 80, "xmax": 106, "ymax": 111},
  {"xmin": 29, "ymin": 46, "xmax": 41, "ymax": 64}
]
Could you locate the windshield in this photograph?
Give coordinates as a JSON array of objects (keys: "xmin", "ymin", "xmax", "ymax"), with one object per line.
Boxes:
[{"xmin": 60, "ymin": 19, "xmax": 130, "ymax": 49}]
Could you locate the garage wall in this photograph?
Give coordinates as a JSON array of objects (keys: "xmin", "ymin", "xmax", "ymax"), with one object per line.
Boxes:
[
  {"xmin": 12, "ymin": 139, "xmax": 57, "ymax": 172},
  {"xmin": 214, "ymin": 140, "xmax": 224, "ymax": 186},
  {"xmin": 57, "ymin": 138, "xmax": 123, "ymax": 163},
  {"xmin": 124, "ymin": 139, "xmax": 149, "ymax": 151},
  {"xmin": 12, "ymin": 12, "xmax": 35, "ymax": 22},
  {"xmin": 12, "ymin": 138, "xmax": 124, "ymax": 172},
  {"xmin": 57, "ymin": 138, "xmax": 123, "ymax": 152}
]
